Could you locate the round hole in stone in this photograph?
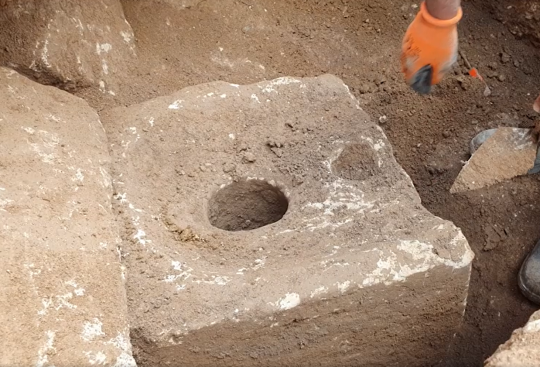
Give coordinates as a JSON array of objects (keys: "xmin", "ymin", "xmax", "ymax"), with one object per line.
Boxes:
[
  {"xmin": 332, "ymin": 142, "xmax": 380, "ymax": 180},
  {"xmin": 208, "ymin": 179, "xmax": 289, "ymax": 231}
]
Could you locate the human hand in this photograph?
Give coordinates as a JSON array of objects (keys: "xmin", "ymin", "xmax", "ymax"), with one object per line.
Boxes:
[{"xmin": 401, "ymin": 2, "xmax": 462, "ymax": 94}]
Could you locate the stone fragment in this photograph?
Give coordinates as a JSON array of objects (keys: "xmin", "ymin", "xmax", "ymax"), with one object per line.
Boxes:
[
  {"xmin": 0, "ymin": 0, "xmax": 136, "ymax": 93},
  {"xmin": 451, "ymin": 128, "xmax": 536, "ymax": 194},
  {"xmin": 485, "ymin": 310, "xmax": 540, "ymax": 367},
  {"xmin": 0, "ymin": 68, "xmax": 135, "ymax": 367},
  {"xmin": 102, "ymin": 75, "xmax": 474, "ymax": 367}
]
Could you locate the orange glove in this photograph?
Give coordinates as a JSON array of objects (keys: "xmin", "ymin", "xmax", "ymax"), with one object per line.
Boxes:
[{"xmin": 401, "ymin": 2, "xmax": 462, "ymax": 94}]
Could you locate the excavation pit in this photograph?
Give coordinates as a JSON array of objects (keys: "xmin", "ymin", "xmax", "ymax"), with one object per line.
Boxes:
[
  {"xmin": 208, "ymin": 179, "xmax": 289, "ymax": 231},
  {"xmin": 103, "ymin": 75, "xmax": 474, "ymax": 367}
]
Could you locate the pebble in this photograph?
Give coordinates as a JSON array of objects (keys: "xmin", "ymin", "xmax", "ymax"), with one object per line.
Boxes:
[
  {"xmin": 498, "ymin": 74, "xmax": 506, "ymax": 82},
  {"xmin": 378, "ymin": 115, "xmax": 388, "ymax": 124},
  {"xmin": 358, "ymin": 83, "xmax": 372, "ymax": 94},
  {"xmin": 222, "ymin": 163, "xmax": 236, "ymax": 174},
  {"xmin": 500, "ymin": 52, "xmax": 511, "ymax": 64},
  {"xmin": 244, "ymin": 152, "xmax": 256, "ymax": 163}
]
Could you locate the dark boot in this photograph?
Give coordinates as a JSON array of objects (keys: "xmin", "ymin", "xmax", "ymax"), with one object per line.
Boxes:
[{"xmin": 518, "ymin": 239, "xmax": 540, "ymax": 305}]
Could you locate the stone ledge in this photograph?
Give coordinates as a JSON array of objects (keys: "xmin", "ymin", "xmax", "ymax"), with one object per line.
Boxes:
[{"xmin": 0, "ymin": 68, "xmax": 135, "ymax": 367}]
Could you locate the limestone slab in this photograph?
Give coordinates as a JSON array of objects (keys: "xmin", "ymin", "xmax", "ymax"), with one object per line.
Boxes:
[
  {"xmin": 485, "ymin": 310, "xmax": 540, "ymax": 367},
  {"xmin": 102, "ymin": 75, "xmax": 474, "ymax": 367},
  {"xmin": 0, "ymin": 68, "xmax": 135, "ymax": 367},
  {"xmin": 451, "ymin": 127, "xmax": 536, "ymax": 194},
  {"xmin": 0, "ymin": 0, "xmax": 136, "ymax": 93}
]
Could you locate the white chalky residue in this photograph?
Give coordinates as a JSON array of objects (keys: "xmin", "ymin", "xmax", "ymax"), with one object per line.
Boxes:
[
  {"xmin": 72, "ymin": 168, "xmax": 84, "ymax": 183},
  {"xmin": 524, "ymin": 319, "xmax": 540, "ymax": 333},
  {"xmin": 341, "ymin": 82, "xmax": 362, "ymax": 109},
  {"xmin": 102, "ymin": 59, "xmax": 109, "ymax": 74},
  {"xmin": 260, "ymin": 77, "xmax": 301, "ymax": 93},
  {"xmin": 337, "ymin": 280, "xmax": 351, "ymax": 293},
  {"xmin": 164, "ymin": 262, "xmax": 193, "ymax": 284},
  {"xmin": 84, "ymin": 351, "xmax": 107, "ymax": 365},
  {"xmin": 168, "ymin": 100, "xmax": 184, "ymax": 109},
  {"xmin": 23, "ymin": 129, "xmax": 60, "ymax": 164},
  {"xmin": 108, "ymin": 332, "xmax": 137, "ymax": 367},
  {"xmin": 82, "ymin": 318, "xmax": 105, "ymax": 342},
  {"xmin": 96, "ymin": 43, "xmax": 112, "ymax": 55},
  {"xmin": 305, "ymin": 179, "xmax": 374, "ymax": 216},
  {"xmin": 114, "ymin": 193, "xmax": 151, "ymax": 247},
  {"xmin": 310, "ymin": 286, "xmax": 328, "ymax": 298},
  {"xmin": 362, "ymin": 232, "xmax": 473, "ymax": 288},
  {"xmin": 40, "ymin": 38, "xmax": 52, "ymax": 69},
  {"xmin": 277, "ymin": 293, "xmax": 301, "ymax": 310},
  {"xmin": 99, "ymin": 167, "xmax": 112, "ymax": 188},
  {"xmin": 193, "ymin": 275, "xmax": 231, "ymax": 286},
  {"xmin": 252, "ymin": 258, "xmax": 265, "ymax": 271},
  {"xmin": 36, "ymin": 331, "xmax": 56, "ymax": 367},
  {"xmin": 38, "ymin": 291, "xmax": 78, "ymax": 316},
  {"xmin": 120, "ymin": 31, "xmax": 133, "ymax": 43},
  {"xmin": 133, "ymin": 229, "xmax": 149, "ymax": 245},
  {"xmin": 250, "ymin": 94, "xmax": 261, "ymax": 103},
  {"xmin": 65, "ymin": 280, "xmax": 85, "ymax": 297},
  {"xmin": 172, "ymin": 261, "xmax": 182, "ymax": 271}
]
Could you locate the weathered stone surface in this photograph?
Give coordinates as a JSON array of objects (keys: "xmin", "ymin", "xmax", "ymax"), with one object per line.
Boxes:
[
  {"xmin": 485, "ymin": 310, "xmax": 540, "ymax": 367},
  {"xmin": 451, "ymin": 128, "xmax": 536, "ymax": 194},
  {"xmin": 102, "ymin": 75, "xmax": 474, "ymax": 367},
  {"xmin": 0, "ymin": 68, "xmax": 135, "ymax": 366},
  {"xmin": 0, "ymin": 0, "xmax": 136, "ymax": 93}
]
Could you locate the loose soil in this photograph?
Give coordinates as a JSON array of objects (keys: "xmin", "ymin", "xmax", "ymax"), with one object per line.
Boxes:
[{"xmin": 10, "ymin": 0, "xmax": 540, "ymax": 365}]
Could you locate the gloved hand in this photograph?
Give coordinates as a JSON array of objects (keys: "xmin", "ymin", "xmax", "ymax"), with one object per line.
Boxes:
[{"xmin": 401, "ymin": 2, "xmax": 462, "ymax": 94}]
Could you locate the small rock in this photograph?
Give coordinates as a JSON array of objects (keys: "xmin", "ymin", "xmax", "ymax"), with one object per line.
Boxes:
[
  {"xmin": 374, "ymin": 75, "xmax": 387, "ymax": 85},
  {"xmin": 222, "ymin": 163, "xmax": 236, "ymax": 174},
  {"xmin": 270, "ymin": 147, "xmax": 283, "ymax": 158},
  {"xmin": 237, "ymin": 142, "xmax": 248, "ymax": 152},
  {"xmin": 500, "ymin": 52, "xmax": 511, "ymax": 64},
  {"xmin": 378, "ymin": 115, "xmax": 388, "ymax": 124},
  {"xmin": 497, "ymin": 74, "xmax": 506, "ymax": 82},
  {"xmin": 243, "ymin": 152, "xmax": 256, "ymax": 163},
  {"xmin": 442, "ymin": 130, "xmax": 451, "ymax": 138},
  {"xmin": 488, "ymin": 62, "xmax": 498, "ymax": 70},
  {"xmin": 358, "ymin": 83, "xmax": 372, "ymax": 94},
  {"xmin": 267, "ymin": 139, "xmax": 283, "ymax": 148}
]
